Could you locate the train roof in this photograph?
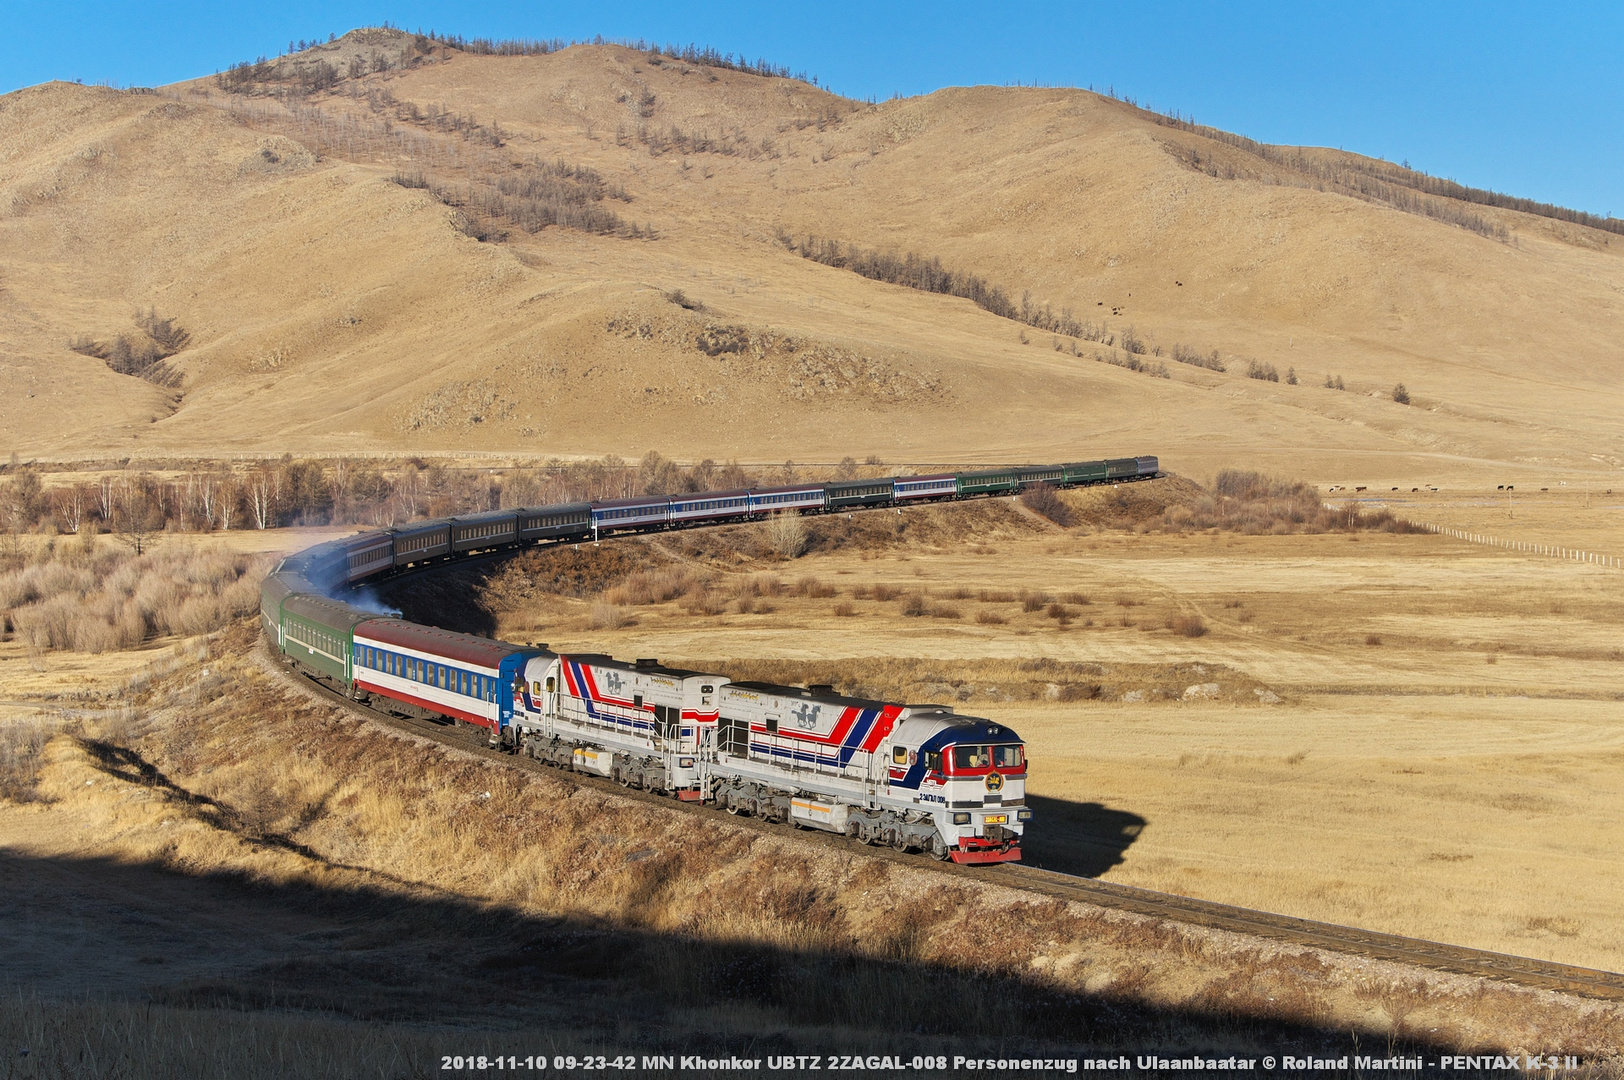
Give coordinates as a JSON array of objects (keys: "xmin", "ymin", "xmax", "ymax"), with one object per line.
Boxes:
[
  {"xmin": 561, "ymin": 653, "xmax": 724, "ymax": 681},
  {"xmin": 722, "ymin": 680, "xmax": 896, "ymax": 711},
  {"xmin": 592, "ymin": 494, "xmax": 669, "ymax": 509},
  {"xmin": 393, "ymin": 519, "xmax": 450, "ymax": 537},
  {"xmin": 748, "ymin": 483, "xmax": 825, "ymax": 495},
  {"xmin": 356, "ymin": 618, "xmax": 549, "ymax": 667},
  {"xmin": 283, "ymin": 593, "xmax": 381, "ymax": 632},
  {"xmin": 669, "ymin": 488, "xmax": 750, "ymax": 501},
  {"xmin": 518, "ymin": 502, "xmax": 590, "ymax": 515}
]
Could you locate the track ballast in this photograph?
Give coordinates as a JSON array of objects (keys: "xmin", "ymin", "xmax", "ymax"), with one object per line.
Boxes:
[{"xmin": 281, "ymin": 656, "xmax": 1624, "ymax": 1005}]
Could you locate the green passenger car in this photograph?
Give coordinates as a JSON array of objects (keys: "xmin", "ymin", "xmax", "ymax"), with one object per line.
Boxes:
[
  {"xmin": 955, "ymin": 469, "xmax": 1021, "ymax": 497},
  {"xmin": 1061, "ymin": 460, "xmax": 1108, "ymax": 485},
  {"xmin": 1104, "ymin": 457, "xmax": 1140, "ymax": 480},
  {"xmin": 280, "ymin": 594, "xmax": 376, "ymax": 686}
]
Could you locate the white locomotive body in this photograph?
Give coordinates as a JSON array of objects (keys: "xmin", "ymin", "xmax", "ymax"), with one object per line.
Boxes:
[{"xmin": 507, "ymin": 660, "xmax": 1026, "ymax": 863}]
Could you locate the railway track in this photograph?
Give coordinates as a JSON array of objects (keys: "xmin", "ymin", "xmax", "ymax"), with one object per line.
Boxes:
[{"xmin": 280, "ymin": 657, "xmax": 1624, "ymax": 1005}]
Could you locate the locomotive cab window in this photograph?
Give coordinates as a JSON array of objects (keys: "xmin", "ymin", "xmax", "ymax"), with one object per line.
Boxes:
[
  {"xmin": 892, "ymin": 746, "xmax": 909, "ymax": 765},
  {"xmin": 923, "ymin": 751, "xmax": 943, "ymax": 774}
]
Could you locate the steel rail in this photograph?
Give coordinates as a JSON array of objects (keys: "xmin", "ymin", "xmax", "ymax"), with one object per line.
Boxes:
[{"xmin": 276, "ymin": 657, "xmax": 1624, "ymax": 1004}]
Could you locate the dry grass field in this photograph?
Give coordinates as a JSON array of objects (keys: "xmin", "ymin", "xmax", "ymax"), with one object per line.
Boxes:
[
  {"xmin": 0, "ymin": 30, "xmax": 1619, "ymax": 489},
  {"xmin": 4, "ymin": 22, "xmax": 1623, "ymax": 1069},
  {"xmin": 409, "ymin": 486, "xmax": 1622, "ymax": 973},
  {"xmin": 2, "ymin": 491, "xmax": 1623, "ymax": 1069}
]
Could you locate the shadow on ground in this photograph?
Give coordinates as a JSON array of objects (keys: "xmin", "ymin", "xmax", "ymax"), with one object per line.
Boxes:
[
  {"xmin": 1020, "ymin": 795, "xmax": 1147, "ymax": 877},
  {"xmin": 0, "ymin": 835, "xmax": 1470, "ymax": 1073}
]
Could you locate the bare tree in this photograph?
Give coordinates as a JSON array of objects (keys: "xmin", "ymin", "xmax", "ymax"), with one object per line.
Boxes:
[
  {"xmin": 113, "ymin": 486, "xmax": 161, "ymax": 555},
  {"xmin": 248, "ymin": 467, "xmax": 276, "ymax": 530},
  {"xmin": 761, "ymin": 511, "xmax": 808, "ymax": 558},
  {"xmin": 217, "ymin": 475, "xmax": 238, "ymax": 532},
  {"xmin": 97, "ymin": 474, "xmax": 117, "ymax": 522},
  {"xmin": 54, "ymin": 484, "xmax": 86, "ymax": 534}
]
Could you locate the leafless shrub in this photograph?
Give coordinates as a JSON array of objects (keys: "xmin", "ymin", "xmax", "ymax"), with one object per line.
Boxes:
[
  {"xmin": 760, "ymin": 511, "xmax": 808, "ymax": 559},
  {"xmin": 589, "ymin": 603, "xmax": 633, "ymax": 629},
  {"xmin": 1168, "ymin": 614, "xmax": 1208, "ymax": 637},
  {"xmin": 794, "ymin": 576, "xmax": 837, "ymax": 598},
  {"xmin": 1246, "ymin": 360, "xmax": 1280, "ymax": 382},
  {"xmin": 1392, "ymin": 383, "xmax": 1410, "ymax": 405},
  {"xmin": 978, "ymin": 589, "xmax": 1015, "ymax": 603},
  {"xmin": 2, "ymin": 545, "xmax": 264, "ymax": 653},
  {"xmin": 1173, "ymin": 344, "xmax": 1226, "ymax": 372},
  {"xmin": 931, "ymin": 605, "xmax": 961, "ymax": 620},
  {"xmin": 606, "ymin": 567, "xmax": 697, "ymax": 606},
  {"xmin": 1061, "ymin": 591, "xmax": 1091, "ymax": 605},
  {"xmin": 1045, "ymin": 602, "xmax": 1071, "ymax": 620},
  {"xmin": 975, "ymin": 610, "xmax": 1006, "ymax": 625},
  {"xmin": 865, "ymin": 583, "xmax": 902, "ymax": 602},
  {"xmin": 939, "ymin": 586, "xmax": 973, "ymax": 600},
  {"xmin": 1020, "ymin": 484, "xmax": 1076, "ymax": 526},
  {"xmin": 680, "ymin": 584, "xmax": 727, "ymax": 616},
  {"xmin": 0, "ymin": 715, "xmax": 59, "ymax": 802},
  {"xmin": 1365, "ymin": 633, "xmax": 1383, "ymax": 646},
  {"xmin": 832, "ymin": 600, "xmax": 855, "ymax": 617},
  {"xmin": 1020, "ymin": 590, "xmax": 1049, "ymax": 613},
  {"xmin": 899, "ymin": 593, "xmax": 927, "ymax": 617}
]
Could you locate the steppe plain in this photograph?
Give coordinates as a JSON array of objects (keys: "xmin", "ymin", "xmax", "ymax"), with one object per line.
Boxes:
[{"xmin": 2, "ymin": 24, "xmax": 1623, "ymax": 1070}]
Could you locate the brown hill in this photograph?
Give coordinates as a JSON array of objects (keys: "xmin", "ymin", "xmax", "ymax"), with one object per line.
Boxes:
[{"xmin": 2, "ymin": 28, "xmax": 1621, "ymax": 484}]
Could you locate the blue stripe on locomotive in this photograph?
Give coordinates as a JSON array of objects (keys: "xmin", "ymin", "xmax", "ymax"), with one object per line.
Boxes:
[
  {"xmin": 566, "ymin": 660, "xmax": 657, "ymax": 733},
  {"xmin": 748, "ymin": 706, "xmax": 882, "ymax": 768},
  {"xmin": 888, "ymin": 719, "xmax": 1022, "ymax": 790}
]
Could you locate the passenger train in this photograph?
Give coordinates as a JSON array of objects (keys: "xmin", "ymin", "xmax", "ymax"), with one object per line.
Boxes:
[{"xmin": 263, "ymin": 454, "xmax": 1159, "ymax": 864}]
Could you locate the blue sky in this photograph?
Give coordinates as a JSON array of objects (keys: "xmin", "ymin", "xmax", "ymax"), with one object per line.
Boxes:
[{"xmin": 6, "ymin": 1, "xmax": 1620, "ymax": 217}]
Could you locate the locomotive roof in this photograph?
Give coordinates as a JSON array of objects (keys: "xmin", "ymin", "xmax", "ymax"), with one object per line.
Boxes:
[
  {"xmin": 560, "ymin": 653, "xmax": 722, "ymax": 680},
  {"xmin": 723, "ymin": 680, "xmax": 896, "ymax": 711},
  {"xmin": 357, "ymin": 618, "xmax": 550, "ymax": 666}
]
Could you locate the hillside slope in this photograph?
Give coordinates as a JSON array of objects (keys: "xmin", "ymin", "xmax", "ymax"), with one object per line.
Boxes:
[{"xmin": 1, "ymin": 30, "xmax": 1620, "ymax": 482}]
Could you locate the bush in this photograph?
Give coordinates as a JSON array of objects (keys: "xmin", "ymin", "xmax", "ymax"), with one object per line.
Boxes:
[
  {"xmin": 1019, "ymin": 484, "xmax": 1076, "ymax": 526},
  {"xmin": 795, "ymin": 576, "xmax": 837, "ymax": 598},
  {"xmin": 1, "ymin": 544, "xmax": 266, "ymax": 653},
  {"xmin": 832, "ymin": 600, "xmax": 856, "ymax": 617},
  {"xmin": 1392, "ymin": 383, "xmax": 1410, "ymax": 405},
  {"xmin": 975, "ymin": 610, "xmax": 1006, "ymax": 625},
  {"xmin": 589, "ymin": 603, "xmax": 633, "ymax": 629},
  {"xmin": 1168, "ymin": 614, "xmax": 1207, "ymax": 637},
  {"xmin": 760, "ymin": 512, "xmax": 808, "ymax": 558},
  {"xmin": 1246, "ymin": 360, "xmax": 1280, "ymax": 382}
]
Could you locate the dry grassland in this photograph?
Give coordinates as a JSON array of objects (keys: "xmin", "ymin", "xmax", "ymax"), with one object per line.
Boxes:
[
  {"xmin": 3, "ymin": 616, "xmax": 1622, "ymax": 1075},
  {"xmin": 461, "ymin": 492, "xmax": 1624, "ymax": 974},
  {"xmin": 0, "ymin": 35, "xmax": 1621, "ymax": 490}
]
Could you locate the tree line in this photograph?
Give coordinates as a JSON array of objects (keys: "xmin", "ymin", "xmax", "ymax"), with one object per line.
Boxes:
[{"xmin": 0, "ymin": 453, "xmax": 887, "ymax": 549}]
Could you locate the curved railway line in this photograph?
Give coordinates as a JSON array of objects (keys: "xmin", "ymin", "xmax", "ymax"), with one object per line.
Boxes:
[{"xmin": 282, "ymin": 656, "xmax": 1624, "ymax": 1005}]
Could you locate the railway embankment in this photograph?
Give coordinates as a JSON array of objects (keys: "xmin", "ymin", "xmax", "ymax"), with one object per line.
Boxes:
[{"xmin": 4, "ymin": 620, "xmax": 1621, "ymax": 1069}]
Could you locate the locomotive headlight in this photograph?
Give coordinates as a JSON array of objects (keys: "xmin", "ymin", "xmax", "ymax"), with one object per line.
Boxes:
[
  {"xmin": 951, "ymin": 812, "xmax": 971, "ymax": 825},
  {"xmin": 679, "ymin": 757, "xmax": 695, "ymax": 767},
  {"xmin": 1017, "ymin": 809, "xmax": 1034, "ymax": 822}
]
